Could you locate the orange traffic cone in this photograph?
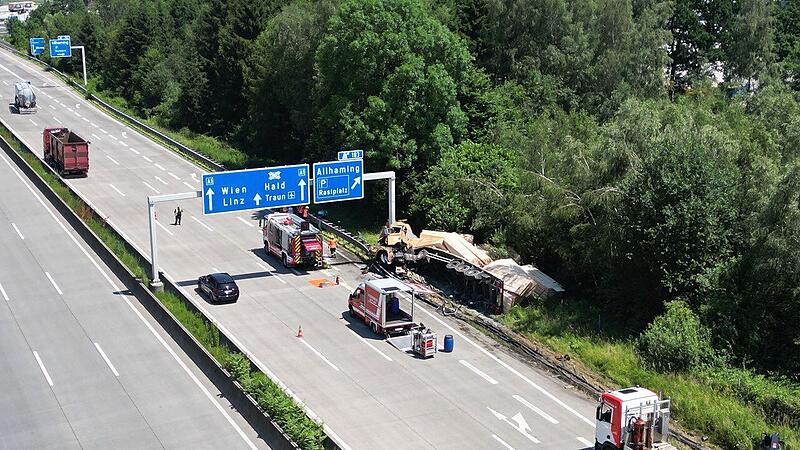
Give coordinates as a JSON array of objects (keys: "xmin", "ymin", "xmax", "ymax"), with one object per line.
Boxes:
[{"xmin": 296, "ymin": 325, "xmax": 303, "ymax": 338}]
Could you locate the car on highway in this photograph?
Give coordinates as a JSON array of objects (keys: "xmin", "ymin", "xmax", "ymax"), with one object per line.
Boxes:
[{"xmin": 197, "ymin": 272, "xmax": 239, "ymax": 303}]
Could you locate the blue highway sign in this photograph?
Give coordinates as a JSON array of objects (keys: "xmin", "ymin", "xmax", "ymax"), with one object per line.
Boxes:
[
  {"xmin": 313, "ymin": 159, "xmax": 364, "ymax": 204},
  {"xmin": 29, "ymin": 37, "xmax": 45, "ymax": 56},
  {"xmin": 337, "ymin": 149, "xmax": 363, "ymax": 160},
  {"xmin": 49, "ymin": 36, "xmax": 72, "ymax": 58},
  {"xmin": 202, "ymin": 164, "xmax": 310, "ymax": 215}
]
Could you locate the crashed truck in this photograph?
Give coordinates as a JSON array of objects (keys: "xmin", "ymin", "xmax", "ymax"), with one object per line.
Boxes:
[
  {"xmin": 14, "ymin": 81, "xmax": 36, "ymax": 113},
  {"xmin": 371, "ymin": 221, "xmax": 563, "ymax": 313}
]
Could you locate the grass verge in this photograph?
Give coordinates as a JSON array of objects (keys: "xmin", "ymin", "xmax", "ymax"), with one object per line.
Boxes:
[
  {"xmin": 0, "ymin": 124, "xmax": 326, "ymax": 449},
  {"xmin": 502, "ymin": 302, "xmax": 800, "ymax": 449}
]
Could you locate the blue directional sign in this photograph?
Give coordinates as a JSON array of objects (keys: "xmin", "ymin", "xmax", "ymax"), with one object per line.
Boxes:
[
  {"xmin": 337, "ymin": 149, "xmax": 363, "ymax": 161},
  {"xmin": 313, "ymin": 159, "xmax": 364, "ymax": 204},
  {"xmin": 202, "ymin": 164, "xmax": 310, "ymax": 215},
  {"xmin": 29, "ymin": 38, "xmax": 45, "ymax": 56},
  {"xmin": 49, "ymin": 36, "xmax": 72, "ymax": 58}
]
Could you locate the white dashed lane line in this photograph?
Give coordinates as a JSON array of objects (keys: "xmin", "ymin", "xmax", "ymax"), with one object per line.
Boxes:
[
  {"xmin": 154, "ymin": 176, "xmax": 168, "ymax": 185},
  {"xmin": 105, "ymin": 155, "xmax": 119, "ymax": 165},
  {"xmin": 100, "ymin": 128, "xmax": 107, "ymax": 134},
  {"xmin": 91, "ymin": 133, "xmax": 101, "ymax": 140},
  {"xmin": 143, "ymin": 181, "xmax": 160, "ymax": 194},
  {"xmin": 168, "ymin": 172, "xmax": 180, "ymax": 180},
  {"xmin": 182, "ymin": 181, "xmax": 195, "ymax": 190},
  {"xmin": 154, "ymin": 164, "xmax": 166, "ymax": 171},
  {"xmin": 237, "ymin": 217, "xmax": 254, "ymax": 228},
  {"xmin": 48, "ymin": 104, "xmax": 55, "ymax": 110},
  {"xmin": 109, "ymin": 184, "xmax": 126, "ymax": 197},
  {"xmin": 91, "ymin": 122, "xmax": 98, "ymax": 128},
  {"xmin": 129, "ymin": 148, "xmax": 140, "ymax": 154},
  {"xmin": 142, "ymin": 155, "xmax": 152, "ymax": 162},
  {"xmin": 155, "ymin": 220, "xmax": 174, "ymax": 236},
  {"xmin": 28, "ymin": 118, "xmax": 37, "ymax": 126},
  {"xmin": 191, "ymin": 216, "xmax": 214, "ymax": 232}
]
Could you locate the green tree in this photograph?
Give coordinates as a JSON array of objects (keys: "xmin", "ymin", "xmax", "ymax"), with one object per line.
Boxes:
[
  {"xmin": 314, "ymin": 0, "xmax": 472, "ymax": 198},
  {"xmin": 637, "ymin": 300, "xmax": 716, "ymax": 372},
  {"xmin": 728, "ymin": 0, "xmax": 774, "ymax": 84}
]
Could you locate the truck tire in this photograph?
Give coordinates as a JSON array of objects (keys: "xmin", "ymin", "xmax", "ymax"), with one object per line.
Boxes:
[
  {"xmin": 348, "ymin": 304, "xmax": 355, "ymax": 317},
  {"xmin": 371, "ymin": 322, "xmax": 378, "ymax": 334},
  {"xmin": 601, "ymin": 443, "xmax": 616, "ymax": 450},
  {"xmin": 377, "ymin": 250, "xmax": 389, "ymax": 265},
  {"xmin": 281, "ymin": 253, "xmax": 288, "ymax": 267}
]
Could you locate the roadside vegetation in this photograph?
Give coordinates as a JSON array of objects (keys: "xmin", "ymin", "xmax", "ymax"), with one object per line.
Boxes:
[
  {"xmin": 0, "ymin": 125, "xmax": 326, "ymax": 449},
  {"xmin": 9, "ymin": 0, "xmax": 800, "ymax": 447}
]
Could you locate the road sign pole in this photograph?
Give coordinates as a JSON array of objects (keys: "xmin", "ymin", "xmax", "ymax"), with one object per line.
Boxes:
[
  {"xmin": 389, "ymin": 174, "xmax": 396, "ymax": 224},
  {"xmin": 71, "ymin": 45, "xmax": 87, "ymax": 86},
  {"xmin": 147, "ymin": 199, "xmax": 163, "ymax": 291},
  {"xmin": 363, "ymin": 171, "xmax": 396, "ymax": 224}
]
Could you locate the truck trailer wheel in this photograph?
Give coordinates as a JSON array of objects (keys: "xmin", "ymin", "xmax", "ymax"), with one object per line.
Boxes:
[
  {"xmin": 348, "ymin": 305, "xmax": 355, "ymax": 317},
  {"xmin": 371, "ymin": 322, "xmax": 378, "ymax": 334},
  {"xmin": 281, "ymin": 253, "xmax": 288, "ymax": 267}
]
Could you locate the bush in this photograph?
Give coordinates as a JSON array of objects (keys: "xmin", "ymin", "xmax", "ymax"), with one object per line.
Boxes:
[{"xmin": 637, "ymin": 300, "xmax": 715, "ymax": 372}]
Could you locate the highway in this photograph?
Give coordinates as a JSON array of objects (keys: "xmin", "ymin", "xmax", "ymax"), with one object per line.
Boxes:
[
  {"xmin": 0, "ymin": 119, "xmax": 265, "ymax": 447},
  {"xmin": 0, "ymin": 47, "xmax": 598, "ymax": 450}
]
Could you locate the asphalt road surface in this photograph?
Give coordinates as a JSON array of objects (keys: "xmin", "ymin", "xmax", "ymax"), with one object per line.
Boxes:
[
  {"xmin": 0, "ymin": 47, "xmax": 599, "ymax": 450},
  {"xmin": 0, "ymin": 117, "xmax": 266, "ymax": 448}
]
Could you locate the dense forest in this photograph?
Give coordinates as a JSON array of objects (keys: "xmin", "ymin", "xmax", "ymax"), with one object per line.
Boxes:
[{"xmin": 9, "ymin": 0, "xmax": 800, "ymax": 386}]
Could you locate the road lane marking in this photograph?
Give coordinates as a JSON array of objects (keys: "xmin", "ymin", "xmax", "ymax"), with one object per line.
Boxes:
[
  {"xmin": 154, "ymin": 176, "xmax": 168, "ymax": 185},
  {"xmin": 513, "ymin": 394, "xmax": 559, "ymax": 424},
  {"xmin": 109, "ymin": 184, "xmax": 125, "ymax": 197},
  {"xmin": 33, "ymin": 351, "xmax": 54, "ymax": 386},
  {"xmin": 94, "ymin": 343, "xmax": 119, "ymax": 377},
  {"xmin": 345, "ymin": 327, "xmax": 392, "ymax": 361},
  {"xmin": 100, "ymin": 128, "xmax": 107, "ymax": 134},
  {"xmin": 576, "ymin": 437, "xmax": 593, "ymax": 447},
  {"xmin": 0, "ymin": 282, "xmax": 8, "ymax": 301},
  {"xmin": 460, "ymin": 360, "xmax": 499, "ymax": 385},
  {"xmin": 11, "ymin": 223, "xmax": 24, "ymax": 239},
  {"xmin": 91, "ymin": 133, "xmax": 101, "ymax": 140},
  {"xmin": 119, "ymin": 141, "xmax": 128, "ymax": 147},
  {"xmin": 331, "ymin": 265, "xmax": 341, "ymax": 271},
  {"xmin": 416, "ymin": 304, "xmax": 595, "ymax": 426},
  {"xmin": 74, "ymin": 111, "xmax": 81, "ymax": 117},
  {"xmin": 129, "ymin": 147, "xmax": 140, "ymax": 154},
  {"xmin": 492, "ymin": 435, "xmax": 515, "ymax": 450},
  {"xmin": 105, "ymin": 155, "xmax": 119, "ymax": 165},
  {"xmin": 67, "ymin": 108, "xmax": 73, "ymax": 112},
  {"xmin": 53, "ymin": 116, "xmax": 62, "ymax": 124},
  {"xmin": 488, "ymin": 407, "xmax": 540, "ymax": 444},
  {"xmin": 191, "ymin": 173, "xmax": 198, "ymax": 181},
  {"xmin": 156, "ymin": 220, "xmax": 174, "ymax": 236},
  {"xmin": 81, "ymin": 117, "xmax": 89, "ymax": 122},
  {"xmin": 48, "ymin": 104, "xmax": 55, "ymax": 110},
  {"xmin": 182, "ymin": 181, "xmax": 195, "ymax": 190},
  {"xmin": 168, "ymin": 172, "xmax": 180, "ymax": 180},
  {"xmin": 0, "ymin": 119, "xmax": 258, "ymax": 449},
  {"xmin": 142, "ymin": 155, "xmax": 152, "ymax": 162},
  {"xmin": 143, "ymin": 181, "xmax": 160, "ymax": 193},
  {"xmin": 28, "ymin": 118, "xmax": 37, "ymax": 126},
  {"xmin": 154, "ymin": 163, "xmax": 166, "ymax": 171},
  {"xmin": 1, "ymin": 80, "xmax": 6, "ymax": 85},
  {"xmin": 256, "ymin": 262, "xmax": 286, "ymax": 284},
  {"xmin": 322, "ymin": 269, "xmax": 333, "ymax": 276},
  {"xmin": 298, "ymin": 336, "xmax": 340, "ymax": 371},
  {"xmin": 45, "ymin": 272, "xmax": 63, "ymax": 295},
  {"xmin": 109, "ymin": 135, "xmax": 118, "ymax": 141},
  {"xmin": 91, "ymin": 122, "xmax": 98, "ymax": 128},
  {"xmin": 237, "ymin": 217, "xmax": 254, "ymax": 228},
  {"xmin": 59, "ymin": 102, "xmax": 65, "ymax": 107},
  {"xmin": 212, "ymin": 267, "xmax": 220, "ymax": 273},
  {"xmin": 191, "ymin": 216, "xmax": 214, "ymax": 232}
]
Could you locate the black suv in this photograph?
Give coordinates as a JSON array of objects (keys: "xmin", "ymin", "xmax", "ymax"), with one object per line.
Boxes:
[{"xmin": 198, "ymin": 272, "xmax": 239, "ymax": 303}]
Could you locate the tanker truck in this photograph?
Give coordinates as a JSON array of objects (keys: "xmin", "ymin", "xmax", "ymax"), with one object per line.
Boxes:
[{"xmin": 14, "ymin": 81, "xmax": 36, "ymax": 113}]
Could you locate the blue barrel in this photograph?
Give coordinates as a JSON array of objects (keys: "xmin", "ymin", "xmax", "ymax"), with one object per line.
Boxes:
[{"xmin": 443, "ymin": 334, "xmax": 454, "ymax": 352}]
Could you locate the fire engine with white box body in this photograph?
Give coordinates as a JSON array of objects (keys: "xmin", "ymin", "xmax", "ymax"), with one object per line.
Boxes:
[
  {"xmin": 262, "ymin": 212, "xmax": 323, "ymax": 268},
  {"xmin": 595, "ymin": 386, "xmax": 677, "ymax": 450}
]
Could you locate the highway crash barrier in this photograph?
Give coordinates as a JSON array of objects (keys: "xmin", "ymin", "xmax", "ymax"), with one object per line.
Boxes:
[{"xmin": 0, "ymin": 120, "xmax": 337, "ymax": 450}]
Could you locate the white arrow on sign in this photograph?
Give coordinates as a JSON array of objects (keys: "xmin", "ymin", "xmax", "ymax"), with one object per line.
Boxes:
[
  {"xmin": 298, "ymin": 179, "xmax": 306, "ymax": 202},
  {"xmin": 205, "ymin": 187, "xmax": 214, "ymax": 211},
  {"xmin": 487, "ymin": 407, "xmax": 540, "ymax": 444},
  {"xmin": 350, "ymin": 177, "xmax": 361, "ymax": 190},
  {"xmin": 253, "ymin": 193, "xmax": 262, "ymax": 206}
]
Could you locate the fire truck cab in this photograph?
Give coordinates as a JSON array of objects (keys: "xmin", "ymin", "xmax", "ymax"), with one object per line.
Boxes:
[
  {"xmin": 263, "ymin": 213, "xmax": 323, "ymax": 268},
  {"xmin": 595, "ymin": 386, "xmax": 677, "ymax": 450}
]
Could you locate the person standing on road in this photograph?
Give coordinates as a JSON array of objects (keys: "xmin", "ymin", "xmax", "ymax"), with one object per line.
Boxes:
[
  {"xmin": 328, "ymin": 236, "xmax": 337, "ymax": 258},
  {"xmin": 174, "ymin": 206, "xmax": 182, "ymax": 225}
]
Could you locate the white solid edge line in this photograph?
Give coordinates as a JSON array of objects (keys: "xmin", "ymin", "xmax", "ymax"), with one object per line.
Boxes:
[
  {"xmin": 11, "ymin": 222, "xmax": 24, "ymax": 239},
  {"xmin": 513, "ymin": 394, "xmax": 559, "ymax": 424},
  {"xmin": 109, "ymin": 183, "xmax": 125, "ymax": 197},
  {"xmin": 45, "ymin": 271, "xmax": 63, "ymax": 295},
  {"xmin": 33, "ymin": 351, "xmax": 54, "ymax": 386},
  {"xmin": 459, "ymin": 359, "xmax": 499, "ymax": 385},
  {"xmin": 142, "ymin": 181, "xmax": 160, "ymax": 194},
  {"xmin": 576, "ymin": 436, "xmax": 594, "ymax": 447},
  {"xmin": 492, "ymin": 434, "xmax": 516, "ymax": 450},
  {"xmin": 345, "ymin": 327, "xmax": 392, "ymax": 362},
  {"xmin": 155, "ymin": 220, "xmax": 174, "ymax": 236},
  {"xmin": 0, "ymin": 55, "xmax": 354, "ymax": 450},
  {"xmin": 298, "ymin": 336, "xmax": 340, "ymax": 371},
  {"xmin": 94, "ymin": 342, "xmax": 120, "ymax": 377},
  {"xmin": 105, "ymin": 154, "xmax": 119, "ymax": 165},
  {"xmin": 237, "ymin": 217, "xmax": 254, "ymax": 228},
  {"xmin": 416, "ymin": 304, "xmax": 596, "ymax": 426},
  {"xmin": 0, "ymin": 282, "xmax": 8, "ymax": 301},
  {"xmin": 191, "ymin": 216, "xmax": 214, "ymax": 232},
  {"xmin": 0, "ymin": 147, "xmax": 258, "ymax": 449}
]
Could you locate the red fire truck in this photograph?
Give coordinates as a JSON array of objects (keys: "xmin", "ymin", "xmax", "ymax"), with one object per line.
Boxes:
[{"xmin": 262, "ymin": 212, "xmax": 323, "ymax": 268}]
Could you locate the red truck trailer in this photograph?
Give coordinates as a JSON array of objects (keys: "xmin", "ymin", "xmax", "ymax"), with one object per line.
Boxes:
[{"xmin": 43, "ymin": 127, "xmax": 89, "ymax": 177}]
